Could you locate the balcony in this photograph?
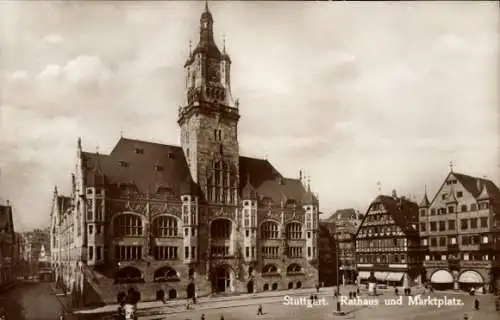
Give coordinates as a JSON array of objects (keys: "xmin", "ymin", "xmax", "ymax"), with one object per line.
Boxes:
[{"xmin": 460, "ymin": 260, "xmax": 492, "ymax": 268}]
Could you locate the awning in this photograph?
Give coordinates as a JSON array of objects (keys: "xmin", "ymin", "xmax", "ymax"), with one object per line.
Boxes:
[
  {"xmin": 458, "ymin": 271, "xmax": 483, "ymax": 284},
  {"xmin": 374, "ymin": 272, "xmax": 388, "ymax": 281},
  {"xmin": 358, "ymin": 271, "xmax": 370, "ymax": 280},
  {"xmin": 386, "ymin": 272, "xmax": 404, "ymax": 282},
  {"xmin": 430, "ymin": 270, "xmax": 454, "ymax": 284}
]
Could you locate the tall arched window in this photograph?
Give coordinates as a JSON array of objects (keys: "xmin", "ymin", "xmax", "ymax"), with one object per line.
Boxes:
[
  {"xmin": 207, "ymin": 160, "xmax": 235, "ymax": 204},
  {"xmin": 114, "ymin": 214, "xmax": 143, "ymax": 236},
  {"xmin": 261, "ymin": 221, "xmax": 279, "ymax": 239},
  {"xmin": 152, "ymin": 216, "xmax": 178, "ymax": 237},
  {"xmin": 286, "ymin": 222, "xmax": 302, "ymax": 240}
]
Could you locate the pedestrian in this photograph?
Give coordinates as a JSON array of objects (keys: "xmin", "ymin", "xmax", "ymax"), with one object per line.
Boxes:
[
  {"xmin": 201, "ymin": 314, "xmax": 205, "ymax": 320},
  {"xmin": 316, "ymin": 284, "xmax": 320, "ymax": 293},
  {"xmin": 257, "ymin": 304, "xmax": 263, "ymax": 315},
  {"xmin": 356, "ymin": 287, "xmax": 360, "ymax": 295},
  {"xmin": 395, "ymin": 287, "xmax": 399, "ymax": 295},
  {"xmin": 495, "ymin": 298, "xmax": 499, "ymax": 311},
  {"xmin": 348, "ymin": 291, "xmax": 352, "ymax": 299},
  {"xmin": 463, "ymin": 313, "xmax": 468, "ymax": 320},
  {"xmin": 474, "ymin": 298, "xmax": 479, "ymax": 311},
  {"xmin": 220, "ymin": 315, "xmax": 224, "ymax": 320}
]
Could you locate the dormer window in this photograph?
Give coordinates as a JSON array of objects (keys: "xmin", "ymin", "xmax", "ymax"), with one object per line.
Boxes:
[
  {"xmin": 119, "ymin": 161, "xmax": 128, "ymax": 167},
  {"xmin": 155, "ymin": 165, "xmax": 164, "ymax": 172},
  {"xmin": 168, "ymin": 152, "xmax": 174, "ymax": 159},
  {"xmin": 134, "ymin": 148, "xmax": 144, "ymax": 154}
]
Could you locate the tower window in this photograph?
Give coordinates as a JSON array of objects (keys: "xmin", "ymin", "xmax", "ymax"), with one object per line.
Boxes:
[
  {"xmin": 218, "ymin": 129, "xmax": 222, "ymax": 141},
  {"xmin": 119, "ymin": 161, "xmax": 128, "ymax": 167},
  {"xmin": 134, "ymin": 148, "xmax": 144, "ymax": 154},
  {"xmin": 214, "ymin": 129, "xmax": 217, "ymax": 141}
]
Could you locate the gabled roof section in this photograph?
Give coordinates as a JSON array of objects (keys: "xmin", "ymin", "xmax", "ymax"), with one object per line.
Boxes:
[
  {"xmin": 453, "ymin": 172, "xmax": 500, "ymax": 200},
  {"xmin": 360, "ymin": 195, "xmax": 419, "ymax": 235},
  {"xmin": 82, "ymin": 138, "xmax": 192, "ymax": 196}
]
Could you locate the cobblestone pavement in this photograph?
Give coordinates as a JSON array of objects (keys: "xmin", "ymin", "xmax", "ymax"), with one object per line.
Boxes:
[{"xmin": 137, "ymin": 289, "xmax": 499, "ymax": 320}]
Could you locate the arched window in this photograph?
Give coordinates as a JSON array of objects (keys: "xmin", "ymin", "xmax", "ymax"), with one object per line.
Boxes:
[
  {"xmin": 211, "ymin": 219, "xmax": 231, "ymax": 239},
  {"xmin": 286, "ymin": 264, "xmax": 302, "ymax": 275},
  {"xmin": 207, "ymin": 160, "xmax": 235, "ymax": 204},
  {"xmin": 154, "ymin": 267, "xmax": 180, "ymax": 282},
  {"xmin": 115, "ymin": 267, "xmax": 143, "ymax": 284},
  {"xmin": 114, "ymin": 214, "xmax": 143, "ymax": 237},
  {"xmin": 152, "ymin": 216, "xmax": 178, "ymax": 237},
  {"xmin": 261, "ymin": 221, "xmax": 279, "ymax": 239},
  {"xmin": 286, "ymin": 222, "xmax": 302, "ymax": 239},
  {"xmin": 262, "ymin": 264, "xmax": 278, "ymax": 274}
]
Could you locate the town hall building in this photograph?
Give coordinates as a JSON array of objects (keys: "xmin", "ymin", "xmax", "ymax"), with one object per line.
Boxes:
[{"xmin": 50, "ymin": 3, "xmax": 320, "ymax": 306}]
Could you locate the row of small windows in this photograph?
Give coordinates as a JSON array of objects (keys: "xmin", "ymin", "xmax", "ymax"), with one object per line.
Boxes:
[
  {"xmin": 210, "ymin": 246, "xmax": 229, "ymax": 257},
  {"xmin": 425, "ymin": 253, "xmax": 493, "ymax": 261},
  {"xmin": 115, "ymin": 245, "xmax": 143, "ymax": 261},
  {"xmin": 423, "ymin": 235, "xmax": 489, "ymax": 247},
  {"xmin": 358, "ymin": 225, "xmax": 401, "ymax": 235},
  {"xmin": 358, "ymin": 254, "xmax": 407, "ymax": 264},
  {"xmin": 154, "ymin": 246, "xmax": 178, "ymax": 260},
  {"xmin": 420, "ymin": 217, "xmax": 488, "ymax": 232},
  {"xmin": 356, "ymin": 238, "xmax": 407, "ymax": 249},
  {"xmin": 262, "ymin": 246, "xmax": 280, "ymax": 258},
  {"xmin": 87, "ymin": 198, "xmax": 104, "ymax": 221},
  {"xmin": 421, "ymin": 202, "xmax": 489, "ymax": 216}
]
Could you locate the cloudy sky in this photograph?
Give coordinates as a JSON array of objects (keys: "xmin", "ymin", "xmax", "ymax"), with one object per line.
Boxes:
[{"xmin": 1, "ymin": 1, "xmax": 499, "ymax": 231}]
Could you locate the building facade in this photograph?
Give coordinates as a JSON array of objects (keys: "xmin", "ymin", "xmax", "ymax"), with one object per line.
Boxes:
[
  {"xmin": 51, "ymin": 4, "xmax": 320, "ymax": 306},
  {"xmin": 356, "ymin": 192, "xmax": 424, "ymax": 288},
  {"xmin": 318, "ymin": 221, "xmax": 338, "ymax": 287},
  {"xmin": 0, "ymin": 201, "xmax": 16, "ymax": 287},
  {"xmin": 23, "ymin": 228, "xmax": 50, "ymax": 276},
  {"xmin": 419, "ymin": 169, "xmax": 500, "ymax": 293},
  {"xmin": 328, "ymin": 209, "xmax": 362, "ymax": 284}
]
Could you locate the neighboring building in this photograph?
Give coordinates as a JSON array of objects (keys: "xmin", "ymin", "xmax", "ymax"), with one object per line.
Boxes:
[
  {"xmin": 318, "ymin": 220, "xmax": 338, "ymax": 287},
  {"xmin": 355, "ymin": 191, "xmax": 423, "ymax": 288},
  {"xmin": 328, "ymin": 209, "xmax": 362, "ymax": 284},
  {"xmin": 0, "ymin": 201, "xmax": 16, "ymax": 287},
  {"xmin": 22, "ymin": 228, "xmax": 50, "ymax": 276},
  {"xmin": 419, "ymin": 169, "xmax": 500, "ymax": 293},
  {"xmin": 51, "ymin": 3, "xmax": 320, "ymax": 306}
]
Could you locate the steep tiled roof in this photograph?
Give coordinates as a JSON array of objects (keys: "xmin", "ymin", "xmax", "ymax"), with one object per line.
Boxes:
[
  {"xmin": 363, "ymin": 195, "xmax": 419, "ymax": 234},
  {"xmin": 453, "ymin": 172, "xmax": 500, "ymax": 200},
  {"xmin": 82, "ymin": 138, "xmax": 314, "ymax": 204},
  {"xmin": 328, "ymin": 208, "xmax": 359, "ymax": 222}
]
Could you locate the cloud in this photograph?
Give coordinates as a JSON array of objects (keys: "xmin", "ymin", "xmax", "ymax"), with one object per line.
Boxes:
[
  {"xmin": 37, "ymin": 64, "xmax": 62, "ymax": 80},
  {"xmin": 42, "ymin": 33, "xmax": 63, "ymax": 44},
  {"xmin": 8, "ymin": 70, "xmax": 28, "ymax": 81},
  {"xmin": 63, "ymin": 55, "xmax": 112, "ymax": 84}
]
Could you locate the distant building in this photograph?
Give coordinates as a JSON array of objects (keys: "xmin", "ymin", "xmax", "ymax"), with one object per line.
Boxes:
[
  {"xmin": 419, "ymin": 169, "xmax": 500, "ymax": 293},
  {"xmin": 318, "ymin": 220, "xmax": 338, "ymax": 286},
  {"xmin": 22, "ymin": 228, "xmax": 50, "ymax": 276},
  {"xmin": 355, "ymin": 191, "xmax": 424, "ymax": 288},
  {"xmin": 0, "ymin": 201, "xmax": 16, "ymax": 287},
  {"xmin": 327, "ymin": 209, "xmax": 362, "ymax": 284}
]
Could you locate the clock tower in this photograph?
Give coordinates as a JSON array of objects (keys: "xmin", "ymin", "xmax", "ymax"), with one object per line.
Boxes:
[{"xmin": 178, "ymin": 2, "xmax": 240, "ymax": 205}]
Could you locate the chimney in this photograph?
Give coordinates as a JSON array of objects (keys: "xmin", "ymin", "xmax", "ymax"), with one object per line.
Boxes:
[
  {"xmin": 477, "ymin": 179, "xmax": 481, "ymax": 192},
  {"xmin": 392, "ymin": 189, "xmax": 397, "ymax": 199}
]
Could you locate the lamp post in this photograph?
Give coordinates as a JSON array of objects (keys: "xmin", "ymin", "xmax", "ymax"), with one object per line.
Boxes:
[{"xmin": 333, "ymin": 227, "xmax": 344, "ymax": 316}]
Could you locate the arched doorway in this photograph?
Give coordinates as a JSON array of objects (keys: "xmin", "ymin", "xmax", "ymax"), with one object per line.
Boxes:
[
  {"xmin": 288, "ymin": 282, "xmax": 293, "ymax": 289},
  {"xmin": 430, "ymin": 269, "xmax": 454, "ymax": 291},
  {"xmin": 156, "ymin": 290, "xmax": 165, "ymax": 301},
  {"xmin": 247, "ymin": 280, "xmax": 254, "ymax": 293},
  {"xmin": 168, "ymin": 289, "xmax": 177, "ymax": 299},
  {"xmin": 213, "ymin": 266, "xmax": 231, "ymax": 293},
  {"xmin": 296, "ymin": 281, "xmax": 302, "ymax": 289},
  {"xmin": 187, "ymin": 283, "xmax": 195, "ymax": 299},
  {"xmin": 115, "ymin": 267, "xmax": 143, "ymax": 284},
  {"xmin": 263, "ymin": 283, "xmax": 269, "ymax": 291},
  {"xmin": 272, "ymin": 283, "xmax": 278, "ymax": 291}
]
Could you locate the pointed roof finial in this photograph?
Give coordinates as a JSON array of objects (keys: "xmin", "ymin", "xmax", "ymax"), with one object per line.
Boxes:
[
  {"xmin": 54, "ymin": 185, "xmax": 58, "ymax": 194},
  {"xmin": 424, "ymin": 184, "xmax": 427, "ymax": 195},
  {"xmin": 449, "ymin": 160, "xmax": 454, "ymax": 172},
  {"xmin": 205, "ymin": 0, "xmax": 209, "ymax": 12},
  {"xmin": 77, "ymin": 137, "xmax": 82, "ymax": 149},
  {"xmin": 189, "ymin": 40, "xmax": 192, "ymax": 55},
  {"xmin": 307, "ymin": 175, "xmax": 311, "ymax": 192},
  {"xmin": 299, "ymin": 169, "xmax": 302, "ymax": 181},
  {"xmin": 96, "ymin": 145, "xmax": 100, "ymax": 155},
  {"xmin": 222, "ymin": 34, "xmax": 226, "ymax": 53},
  {"xmin": 120, "ymin": 130, "xmax": 124, "ymax": 138}
]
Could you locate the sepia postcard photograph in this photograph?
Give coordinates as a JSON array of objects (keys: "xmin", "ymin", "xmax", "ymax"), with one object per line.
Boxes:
[{"xmin": 0, "ymin": 1, "xmax": 499, "ymax": 319}]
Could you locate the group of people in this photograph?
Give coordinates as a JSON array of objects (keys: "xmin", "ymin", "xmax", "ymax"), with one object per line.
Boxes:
[{"xmin": 116, "ymin": 288, "xmax": 141, "ymax": 320}]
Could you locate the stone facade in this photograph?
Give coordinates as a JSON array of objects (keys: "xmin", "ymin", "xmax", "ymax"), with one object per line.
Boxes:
[
  {"xmin": 50, "ymin": 4, "xmax": 319, "ymax": 307},
  {"xmin": 419, "ymin": 170, "xmax": 500, "ymax": 293}
]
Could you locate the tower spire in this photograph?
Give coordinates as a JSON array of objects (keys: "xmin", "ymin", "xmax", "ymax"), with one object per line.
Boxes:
[
  {"xmin": 449, "ymin": 160, "xmax": 454, "ymax": 172},
  {"xmin": 222, "ymin": 34, "xmax": 226, "ymax": 54},
  {"xmin": 205, "ymin": 0, "xmax": 209, "ymax": 12}
]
